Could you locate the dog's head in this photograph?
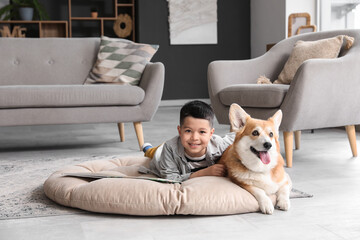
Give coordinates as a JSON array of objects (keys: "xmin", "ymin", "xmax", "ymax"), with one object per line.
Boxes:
[{"xmin": 229, "ymin": 104, "xmax": 283, "ymax": 172}]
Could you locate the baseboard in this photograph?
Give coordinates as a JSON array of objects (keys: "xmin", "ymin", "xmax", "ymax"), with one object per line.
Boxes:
[{"xmin": 160, "ymin": 98, "xmax": 211, "ymax": 107}]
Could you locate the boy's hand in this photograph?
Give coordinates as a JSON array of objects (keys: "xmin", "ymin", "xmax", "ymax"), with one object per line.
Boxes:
[{"xmin": 189, "ymin": 164, "xmax": 226, "ymax": 179}]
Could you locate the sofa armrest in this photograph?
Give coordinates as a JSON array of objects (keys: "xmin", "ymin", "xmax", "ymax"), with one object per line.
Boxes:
[
  {"xmin": 138, "ymin": 62, "xmax": 165, "ymax": 120},
  {"xmin": 207, "ymin": 52, "xmax": 290, "ymax": 124},
  {"xmin": 280, "ymin": 54, "xmax": 360, "ymax": 131},
  {"xmin": 208, "ymin": 51, "xmax": 288, "ymax": 96},
  {"xmin": 208, "ymin": 59, "xmax": 262, "ymax": 96}
]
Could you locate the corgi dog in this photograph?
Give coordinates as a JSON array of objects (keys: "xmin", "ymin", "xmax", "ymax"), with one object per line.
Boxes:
[{"xmin": 219, "ymin": 103, "xmax": 291, "ymax": 214}]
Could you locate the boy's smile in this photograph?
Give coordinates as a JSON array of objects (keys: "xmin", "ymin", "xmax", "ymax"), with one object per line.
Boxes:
[{"xmin": 177, "ymin": 116, "xmax": 214, "ymax": 158}]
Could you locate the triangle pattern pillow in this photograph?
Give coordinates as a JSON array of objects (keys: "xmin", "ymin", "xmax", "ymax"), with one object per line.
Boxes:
[{"xmin": 85, "ymin": 36, "xmax": 159, "ymax": 85}]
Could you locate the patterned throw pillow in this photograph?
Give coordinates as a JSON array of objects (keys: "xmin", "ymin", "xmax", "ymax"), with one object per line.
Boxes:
[{"xmin": 85, "ymin": 36, "xmax": 159, "ymax": 85}]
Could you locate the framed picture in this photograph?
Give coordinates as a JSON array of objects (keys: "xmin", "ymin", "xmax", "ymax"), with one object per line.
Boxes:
[
  {"xmin": 288, "ymin": 12, "xmax": 311, "ymax": 37},
  {"xmin": 296, "ymin": 25, "xmax": 317, "ymax": 35},
  {"xmin": 167, "ymin": 0, "xmax": 218, "ymax": 45}
]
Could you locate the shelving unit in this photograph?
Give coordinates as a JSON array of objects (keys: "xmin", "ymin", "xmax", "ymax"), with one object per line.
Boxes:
[
  {"xmin": 68, "ymin": 0, "xmax": 135, "ymax": 40},
  {"xmin": 0, "ymin": 21, "xmax": 68, "ymax": 38}
]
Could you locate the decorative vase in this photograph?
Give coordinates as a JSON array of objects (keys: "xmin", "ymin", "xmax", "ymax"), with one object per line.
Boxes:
[{"xmin": 19, "ymin": 7, "xmax": 34, "ymax": 21}]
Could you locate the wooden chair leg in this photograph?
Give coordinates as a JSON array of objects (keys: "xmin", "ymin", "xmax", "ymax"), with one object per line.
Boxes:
[
  {"xmin": 117, "ymin": 123, "xmax": 125, "ymax": 142},
  {"xmin": 283, "ymin": 131, "xmax": 293, "ymax": 168},
  {"xmin": 294, "ymin": 130, "xmax": 301, "ymax": 150},
  {"xmin": 133, "ymin": 122, "xmax": 144, "ymax": 151},
  {"xmin": 345, "ymin": 125, "xmax": 358, "ymax": 157}
]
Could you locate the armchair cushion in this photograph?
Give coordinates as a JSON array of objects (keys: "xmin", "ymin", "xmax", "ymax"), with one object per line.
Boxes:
[
  {"xmin": 274, "ymin": 35, "xmax": 354, "ymax": 84},
  {"xmin": 219, "ymin": 84, "xmax": 289, "ymax": 108},
  {"xmin": 85, "ymin": 36, "xmax": 159, "ymax": 86}
]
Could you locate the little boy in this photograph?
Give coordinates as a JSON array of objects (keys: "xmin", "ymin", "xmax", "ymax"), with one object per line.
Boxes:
[{"xmin": 139, "ymin": 100, "xmax": 234, "ymax": 182}]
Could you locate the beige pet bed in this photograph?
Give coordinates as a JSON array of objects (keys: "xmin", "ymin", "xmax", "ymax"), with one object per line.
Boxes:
[{"xmin": 44, "ymin": 156, "xmax": 277, "ymax": 215}]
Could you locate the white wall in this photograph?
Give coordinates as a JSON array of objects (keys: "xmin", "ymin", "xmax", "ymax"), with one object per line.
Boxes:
[{"xmin": 320, "ymin": 0, "xmax": 360, "ymax": 30}]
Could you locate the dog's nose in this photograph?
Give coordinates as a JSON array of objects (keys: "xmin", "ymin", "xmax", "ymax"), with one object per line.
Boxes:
[{"xmin": 263, "ymin": 142, "xmax": 272, "ymax": 150}]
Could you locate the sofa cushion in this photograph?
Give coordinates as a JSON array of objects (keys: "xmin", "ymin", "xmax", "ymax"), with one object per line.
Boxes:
[
  {"xmin": 85, "ymin": 36, "xmax": 159, "ymax": 86},
  {"xmin": 219, "ymin": 84, "xmax": 289, "ymax": 108},
  {"xmin": 0, "ymin": 85, "xmax": 145, "ymax": 109},
  {"xmin": 0, "ymin": 38, "xmax": 99, "ymax": 86}
]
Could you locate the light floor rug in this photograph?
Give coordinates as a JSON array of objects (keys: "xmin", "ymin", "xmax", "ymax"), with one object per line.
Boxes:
[{"xmin": 0, "ymin": 155, "xmax": 312, "ymax": 220}]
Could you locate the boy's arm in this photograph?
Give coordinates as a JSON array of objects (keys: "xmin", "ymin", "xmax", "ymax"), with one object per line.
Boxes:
[
  {"xmin": 189, "ymin": 164, "xmax": 226, "ymax": 179},
  {"xmin": 156, "ymin": 143, "xmax": 191, "ymax": 182},
  {"xmin": 222, "ymin": 132, "xmax": 236, "ymax": 147},
  {"xmin": 212, "ymin": 132, "xmax": 236, "ymax": 154}
]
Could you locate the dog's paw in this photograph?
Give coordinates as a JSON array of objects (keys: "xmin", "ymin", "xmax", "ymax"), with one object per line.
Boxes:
[
  {"xmin": 259, "ymin": 197, "xmax": 274, "ymax": 214},
  {"xmin": 276, "ymin": 197, "xmax": 291, "ymax": 211}
]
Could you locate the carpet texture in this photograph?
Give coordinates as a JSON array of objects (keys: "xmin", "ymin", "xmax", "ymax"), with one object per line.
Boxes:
[{"xmin": 0, "ymin": 155, "xmax": 312, "ymax": 220}]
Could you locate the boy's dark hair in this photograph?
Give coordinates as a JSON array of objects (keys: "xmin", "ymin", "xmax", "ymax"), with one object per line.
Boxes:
[{"xmin": 180, "ymin": 100, "xmax": 215, "ymax": 127}]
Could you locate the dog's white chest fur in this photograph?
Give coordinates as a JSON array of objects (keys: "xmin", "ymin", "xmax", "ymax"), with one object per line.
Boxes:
[{"xmin": 231, "ymin": 170, "xmax": 285, "ymax": 195}]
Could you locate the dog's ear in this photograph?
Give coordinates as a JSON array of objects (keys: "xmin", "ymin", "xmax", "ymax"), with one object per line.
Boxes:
[
  {"xmin": 269, "ymin": 110, "xmax": 282, "ymax": 130},
  {"xmin": 229, "ymin": 103, "xmax": 249, "ymax": 132}
]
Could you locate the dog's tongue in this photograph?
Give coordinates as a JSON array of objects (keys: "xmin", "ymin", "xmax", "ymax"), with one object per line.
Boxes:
[{"xmin": 259, "ymin": 151, "xmax": 271, "ymax": 164}]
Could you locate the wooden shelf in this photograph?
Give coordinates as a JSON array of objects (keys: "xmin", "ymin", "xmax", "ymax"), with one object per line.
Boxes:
[
  {"xmin": 0, "ymin": 20, "xmax": 68, "ymax": 38},
  {"xmin": 117, "ymin": 4, "xmax": 133, "ymax": 7},
  {"xmin": 71, "ymin": 17, "xmax": 117, "ymax": 21},
  {"xmin": 68, "ymin": 0, "xmax": 135, "ymax": 40},
  {"xmin": 0, "ymin": 1, "xmax": 135, "ymax": 38}
]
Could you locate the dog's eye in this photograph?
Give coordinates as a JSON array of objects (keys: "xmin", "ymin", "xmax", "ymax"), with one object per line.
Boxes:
[
  {"xmin": 269, "ymin": 132, "xmax": 273, "ymax": 137},
  {"xmin": 252, "ymin": 130, "xmax": 259, "ymax": 136}
]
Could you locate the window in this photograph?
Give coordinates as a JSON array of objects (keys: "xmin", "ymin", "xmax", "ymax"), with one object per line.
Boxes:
[{"xmin": 319, "ymin": 0, "xmax": 360, "ymax": 30}]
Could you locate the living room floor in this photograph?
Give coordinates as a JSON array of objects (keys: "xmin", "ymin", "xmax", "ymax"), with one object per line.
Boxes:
[{"xmin": 0, "ymin": 105, "xmax": 360, "ymax": 240}]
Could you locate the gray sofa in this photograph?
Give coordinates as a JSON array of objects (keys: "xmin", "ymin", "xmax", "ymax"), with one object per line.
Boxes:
[{"xmin": 0, "ymin": 38, "xmax": 165, "ymax": 150}]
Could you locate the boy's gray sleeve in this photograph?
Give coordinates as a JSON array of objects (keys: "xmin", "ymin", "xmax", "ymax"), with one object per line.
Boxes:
[
  {"xmin": 154, "ymin": 143, "xmax": 191, "ymax": 182},
  {"xmin": 222, "ymin": 132, "xmax": 235, "ymax": 146}
]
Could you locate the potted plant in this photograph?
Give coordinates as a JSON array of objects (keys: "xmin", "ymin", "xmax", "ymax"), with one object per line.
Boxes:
[
  {"xmin": 90, "ymin": 7, "xmax": 98, "ymax": 18},
  {"xmin": 0, "ymin": 0, "xmax": 49, "ymax": 21}
]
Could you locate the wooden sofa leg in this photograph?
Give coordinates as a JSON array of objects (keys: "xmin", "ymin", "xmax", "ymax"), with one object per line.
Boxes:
[
  {"xmin": 283, "ymin": 131, "xmax": 293, "ymax": 168},
  {"xmin": 117, "ymin": 123, "xmax": 125, "ymax": 142},
  {"xmin": 294, "ymin": 130, "xmax": 301, "ymax": 150},
  {"xmin": 345, "ymin": 125, "xmax": 358, "ymax": 157},
  {"xmin": 133, "ymin": 122, "xmax": 144, "ymax": 151}
]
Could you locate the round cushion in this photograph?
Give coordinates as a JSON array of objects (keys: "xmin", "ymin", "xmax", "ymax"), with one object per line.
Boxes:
[{"xmin": 44, "ymin": 156, "xmax": 273, "ymax": 215}]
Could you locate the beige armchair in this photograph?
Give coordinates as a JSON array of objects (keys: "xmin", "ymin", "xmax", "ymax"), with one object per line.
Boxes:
[{"xmin": 208, "ymin": 29, "xmax": 360, "ymax": 167}]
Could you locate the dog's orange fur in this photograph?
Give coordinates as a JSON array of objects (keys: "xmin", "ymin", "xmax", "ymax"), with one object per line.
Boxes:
[
  {"xmin": 219, "ymin": 104, "xmax": 291, "ymax": 214},
  {"xmin": 220, "ymin": 118, "xmax": 285, "ymax": 182}
]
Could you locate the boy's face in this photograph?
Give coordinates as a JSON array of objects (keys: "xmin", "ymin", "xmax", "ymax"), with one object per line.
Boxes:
[{"xmin": 177, "ymin": 116, "xmax": 214, "ymax": 158}]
